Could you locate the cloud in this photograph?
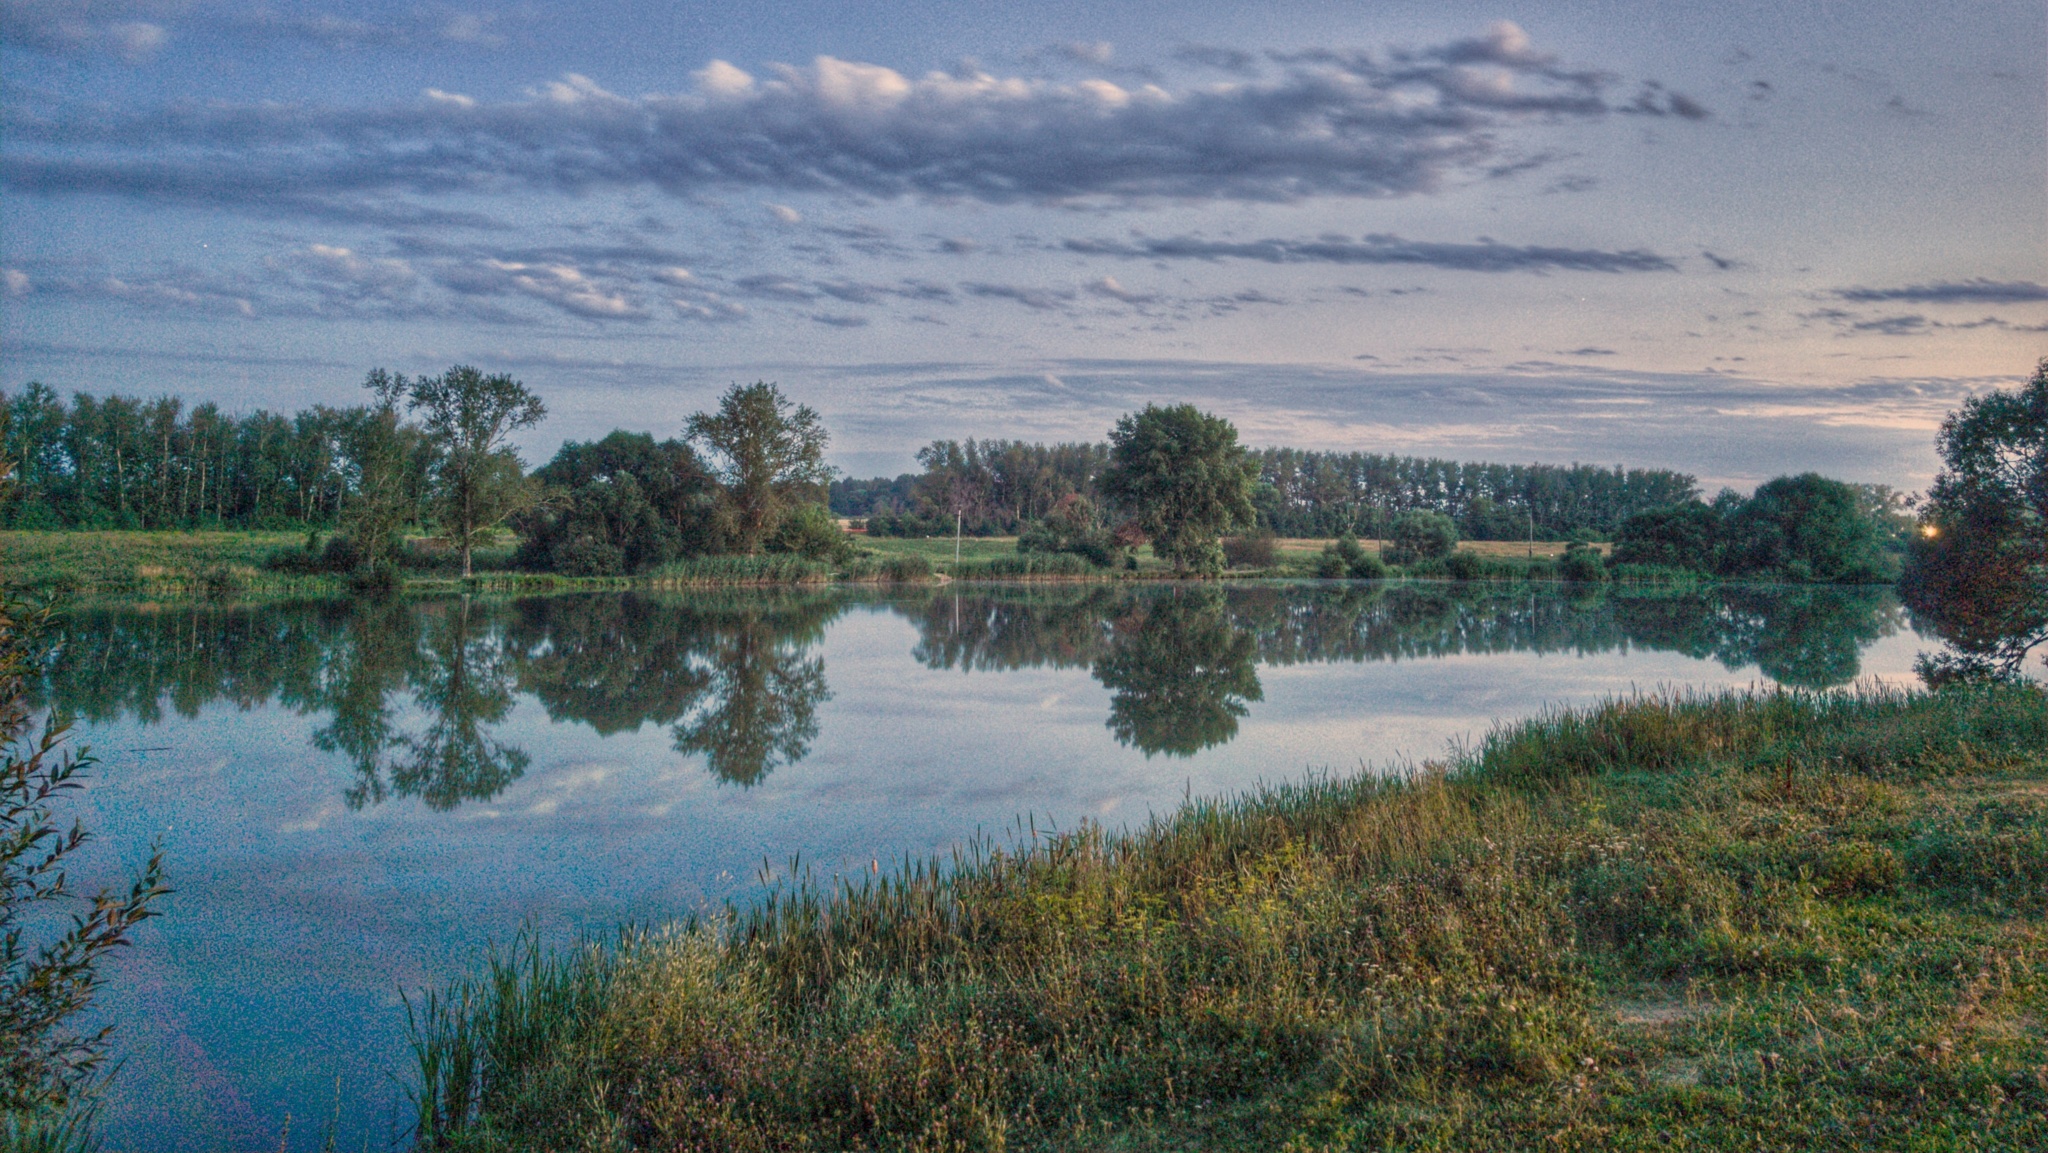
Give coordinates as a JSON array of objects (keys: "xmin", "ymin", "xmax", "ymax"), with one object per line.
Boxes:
[
  {"xmin": 1062, "ymin": 233, "xmax": 1678, "ymax": 273},
  {"xmin": 809, "ymin": 313, "xmax": 869, "ymax": 328},
  {"xmin": 963, "ymin": 281, "xmax": 1077, "ymax": 310},
  {"xmin": 766, "ymin": 203, "xmax": 804, "ymax": 224},
  {"xmin": 3, "ymin": 269, "xmax": 29, "ymax": 296},
  {"xmin": 1086, "ymin": 276, "xmax": 1157, "ymax": 304},
  {"xmin": 1, "ymin": 1, "xmax": 171, "ymax": 62},
  {"xmin": 5, "ymin": 29, "xmax": 1698, "ymax": 215},
  {"xmin": 1, "ymin": 3, "xmax": 510, "ymax": 59},
  {"xmin": 437, "ymin": 259, "xmax": 643, "ymax": 319},
  {"xmin": 1806, "ymin": 306, "xmax": 2048, "ymax": 337},
  {"xmin": 1837, "ymin": 279, "xmax": 2048, "ymax": 304}
]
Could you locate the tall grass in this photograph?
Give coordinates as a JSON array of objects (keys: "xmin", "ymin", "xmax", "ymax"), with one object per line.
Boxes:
[{"xmin": 406, "ymin": 683, "xmax": 2048, "ymax": 1149}]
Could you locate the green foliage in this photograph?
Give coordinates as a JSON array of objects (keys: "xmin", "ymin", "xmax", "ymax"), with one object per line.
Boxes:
[
  {"xmin": 1721, "ymin": 472, "xmax": 1897, "ymax": 584},
  {"xmin": 686, "ymin": 383, "xmax": 832, "ymax": 556},
  {"xmin": 1016, "ymin": 494, "xmax": 1124, "ymax": 568},
  {"xmin": 2, "ymin": 587, "xmax": 168, "ymax": 1122},
  {"xmin": 514, "ymin": 430, "xmax": 721, "ymax": 576},
  {"xmin": 1317, "ymin": 534, "xmax": 1388, "ymax": 579},
  {"xmin": 1444, "ymin": 549, "xmax": 1485, "ymax": 581},
  {"xmin": 1612, "ymin": 500, "xmax": 1722, "ymax": 568},
  {"xmin": 765, "ymin": 503, "xmax": 858, "ymax": 565},
  {"xmin": 1901, "ymin": 359, "xmax": 2048, "ymax": 682},
  {"xmin": 1559, "ymin": 544, "xmax": 1607, "ymax": 584},
  {"xmin": 1385, "ymin": 509, "xmax": 1459, "ymax": 565},
  {"xmin": 1097, "ymin": 404, "xmax": 1257, "ymax": 575},
  {"xmin": 393, "ymin": 366, "xmax": 548, "ymax": 579},
  {"xmin": 1219, "ymin": 529, "xmax": 1279, "ymax": 570}
]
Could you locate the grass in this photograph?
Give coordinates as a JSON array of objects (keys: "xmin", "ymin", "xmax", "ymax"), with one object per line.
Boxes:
[{"xmin": 405, "ymin": 683, "xmax": 2048, "ymax": 1151}]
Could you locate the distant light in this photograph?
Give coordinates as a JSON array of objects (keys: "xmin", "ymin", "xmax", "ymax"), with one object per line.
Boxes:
[{"xmin": 1920, "ymin": 525, "xmax": 1940, "ymax": 539}]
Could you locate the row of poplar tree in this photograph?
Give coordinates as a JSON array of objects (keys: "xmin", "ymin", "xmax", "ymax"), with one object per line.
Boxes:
[{"xmin": 831, "ymin": 440, "xmax": 1700, "ymax": 541}]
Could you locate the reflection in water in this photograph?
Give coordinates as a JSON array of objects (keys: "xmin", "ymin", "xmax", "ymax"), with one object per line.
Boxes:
[
  {"xmin": 30, "ymin": 583, "xmax": 1905, "ymax": 802},
  {"xmin": 503, "ymin": 594, "xmax": 839, "ymax": 787},
  {"xmin": 1095, "ymin": 588, "xmax": 1262, "ymax": 756},
  {"xmin": 366, "ymin": 598, "xmax": 529, "ymax": 810}
]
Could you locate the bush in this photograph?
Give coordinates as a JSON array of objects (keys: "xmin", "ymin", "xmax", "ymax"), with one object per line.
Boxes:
[
  {"xmin": 1018, "ymin": 497, "xmax": 1127, "ymax": 569},
  {"xmin": 767, "ymin": 503, "xmax": 859, "ymax": 565},
  {"xmin": 1386, "ymin": 510, "xmax": 1458, "ymax": 565},
  {"xmin": 2, "ymin": 594, "xmax": 169, "ymax": 1117},
  {"xmin": 1315, "ymin": 534, "xmax": 1388, "ymax": 579},
  {"xmin": 1559, "ymin": 546, "xmax": 1606, "ymax": 583},
  {"xmin": 1445, "ymin": 550, "xmax": 1485, "ymax": 581},
  {"xmin": 879, "ymin": 553, "xmax": 934, "ymax": 582},
  {"xmin": 1220, "ymin": 530, "xmax": 1279, "ymax": 569}
]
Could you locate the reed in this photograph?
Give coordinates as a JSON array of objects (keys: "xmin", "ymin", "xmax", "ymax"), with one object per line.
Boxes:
[{"xmin": 406, "ymin": 683, "xmax": 2048, "ymax": 1149}]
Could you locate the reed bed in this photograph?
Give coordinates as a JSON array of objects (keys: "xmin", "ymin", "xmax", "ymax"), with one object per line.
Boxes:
[{"xmin": 408, "ymin": 684, "xmax": 2048, "ymax": 1150}]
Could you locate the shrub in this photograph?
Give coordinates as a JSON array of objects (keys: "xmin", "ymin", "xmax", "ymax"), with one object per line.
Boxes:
[
  {"xmin": 1559, "ymin": 546, "xmax": 1606, "ymax": 583},
  {"xmin": 2, "ymin": 594, "xmax": 169, "ymax": 1117},
  {"xmin": 878, "ymin": 553, "xmax": 934, "ymax": 582},
  {"xmin": 767, "ymin": 503, "xmax": 859, "ymax": 565},
  {"xmin": 1220, "ymin": 530, "xmax": 1279, "ymax": 569},
  {"xmin": 1386, "ymin": 510, "xmax": 1458, "ymax": 565},
  {"xmin": 1445, "ymin": 550, "xmax": 1485, "ymax": 581}
]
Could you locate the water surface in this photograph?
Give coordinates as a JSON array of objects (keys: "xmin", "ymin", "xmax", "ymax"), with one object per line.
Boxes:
[{"xmin": 39, "ymin": 581, "xmax": 1926, "ymax": 1149}]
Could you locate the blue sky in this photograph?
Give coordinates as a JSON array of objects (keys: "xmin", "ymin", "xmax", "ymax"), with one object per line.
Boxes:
[{"xmin": 4, "ymin": 0, "xmax": 2043, "ymax": 486}]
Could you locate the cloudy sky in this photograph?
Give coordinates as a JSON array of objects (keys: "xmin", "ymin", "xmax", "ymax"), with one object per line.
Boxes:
[{"xmin": 3, "ymin": 0, "xmax": 2043, "ymax": 486}]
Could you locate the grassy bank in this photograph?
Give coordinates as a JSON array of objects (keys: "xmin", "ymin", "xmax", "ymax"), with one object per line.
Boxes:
[
  {"xmin": 0, "ymin": 530, "xmax": 1914, "ymax": 597},
  {"xmin": 409, "ymin": 684, "xmax": 2048, "ymax": 1150}
]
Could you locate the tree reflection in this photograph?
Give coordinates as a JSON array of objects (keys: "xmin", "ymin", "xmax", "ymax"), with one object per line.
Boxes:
[
  {"xmin": 671, "ymin": 620, "xmax": 831, "ymax": 786},
  {"xmin": 1094, "ymin": 588, "xmax": 1262, "ymax": 757},
  {"xmin": 331, "ymin": 597, "xmax": 529, "ymax": 810},
  {"xmin": 503, "ymin": 592, "xmax": 842, "ymax": 787},
  {"xmin": 27, "ymin": 584, "xmax": 1910, "ymax": 799}
]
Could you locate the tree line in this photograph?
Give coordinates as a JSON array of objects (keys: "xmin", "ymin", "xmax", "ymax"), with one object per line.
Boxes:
[{"xmin": 833, "ymin": 441, "xmax": 1700, "ymax": 541}]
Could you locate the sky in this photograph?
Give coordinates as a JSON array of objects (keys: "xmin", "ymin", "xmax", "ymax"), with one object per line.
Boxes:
[{"xmin": 3, "ymin": 0, "xmax": 2044, "ymax": 488}]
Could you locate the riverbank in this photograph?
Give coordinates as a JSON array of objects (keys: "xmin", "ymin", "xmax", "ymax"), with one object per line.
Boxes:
[
  {"xmin": 409, "ymin": 684, "xmax": 2048, "ymax": 1150},
  {"xmin": 1, "ymin": 530, "xmax": 1737, "ymax": 602}
]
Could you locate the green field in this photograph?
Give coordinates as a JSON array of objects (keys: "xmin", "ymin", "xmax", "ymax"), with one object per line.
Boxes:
[{"xmin": 409, "ymin": 684, "xmax": 2048, "ymax": 1150}]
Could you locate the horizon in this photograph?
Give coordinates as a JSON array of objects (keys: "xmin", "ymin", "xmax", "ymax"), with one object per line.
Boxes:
[{"xmin": 5, "ymin": 1, "xmax": 2044, "ymax": 492}]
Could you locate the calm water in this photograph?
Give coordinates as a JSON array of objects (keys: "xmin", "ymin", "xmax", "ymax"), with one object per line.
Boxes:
[{"xmin": 37, "ymin": 581, "xmax": 1928, "ymax": 1150}]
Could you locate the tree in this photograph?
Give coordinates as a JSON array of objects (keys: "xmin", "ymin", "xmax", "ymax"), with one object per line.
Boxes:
[
  {"xmin": 1719, "ymin": 473, "xmax": 1895, "ymax": 584},
  {"xmin": 512, "ymin": 431, "xmax": 719, "ymax": 575},
  {"xmin": 686, "ymin": 383, "xmax": 832, "ymax": 555},
  {"xmin": 1900, "ymin": 360, "xmax": 2048, "ymax": 682},
  {"xmin": 1097, "ymin": 405, "xmax": 1256, "ymax": 575},
  {"xmin": 1612, "ymin": 500, "xmax": 1722, "ymax": 570},
  {"xmin": 334, "ymin": 370, "xmax": 425, "ymax": 574},
  {"xmin": 1385, "ymin": 510, "xmax": 1459, "ymax": 565},
  {"xmin": 399, "ymin": 366, "xmax": 547, "ymax": 578}
]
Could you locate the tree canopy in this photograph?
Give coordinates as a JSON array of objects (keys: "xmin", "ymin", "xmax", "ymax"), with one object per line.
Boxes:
[
  {"xmin": 686, "ymin": 383, "xmax": 832, "ymax": 555},
  {"xmin": 1097, "ymin": 404, "xmax": 1256, "ymax": 574},
  {"xmin": 1900, "ymin": 360, "xmax": 2048, "ymax": 682},
  {"xmin": 395, "ymin": 366, "xmax": 547, "ymax": 578}
]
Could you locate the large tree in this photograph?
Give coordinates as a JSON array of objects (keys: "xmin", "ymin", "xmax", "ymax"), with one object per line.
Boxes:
[
  {"xmin": 685, "ymin": 382, "xmax": 832, "ymax": 555},
  {"xmin": 1900, "ymin": 360, "xmax": 2048, "ymax": 682},
  {"xmin": 399, "ymin": 366, "xmax": 547, "ymax": 578},
  {"xmin": 1097, "ymin": 404, "xmax": 1257, "ymax": 575}
]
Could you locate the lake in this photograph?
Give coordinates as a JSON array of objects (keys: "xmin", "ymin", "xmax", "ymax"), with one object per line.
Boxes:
[{"xmin": 35, "ymin": 580, "xmax": 1930, "ymax": 1150}]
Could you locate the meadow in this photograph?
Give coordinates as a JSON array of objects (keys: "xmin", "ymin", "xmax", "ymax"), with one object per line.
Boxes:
[{"xmin": 406, "ymin": 683, "xmax": 2048, "ymax": 1151}]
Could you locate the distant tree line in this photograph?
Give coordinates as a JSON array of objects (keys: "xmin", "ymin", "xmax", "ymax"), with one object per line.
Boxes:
[
  {"xmin": 832, "ymin": 438, "xmax": 1700, "ymax": 541},
  {"xmin": 0, "ymin": 381, "xmax": 435, "ymax": 531}
]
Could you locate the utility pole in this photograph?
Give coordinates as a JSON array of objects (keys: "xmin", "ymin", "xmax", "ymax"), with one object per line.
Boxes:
[
  {"xmin": 955, "ymin": 508, "xmax": 962, "ymax": 566},
  {"xmin": 1527, "ymin": 507, "xmax": 1534, "ymax": 560}
]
